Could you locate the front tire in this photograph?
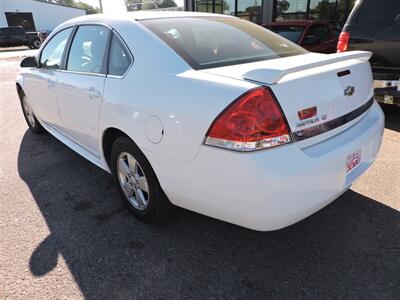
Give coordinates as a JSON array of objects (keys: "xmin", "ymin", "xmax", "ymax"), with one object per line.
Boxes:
[
  {"xmin": 20, "ymin": 94, "xmax": 45, "ymax": 134},
  {"xmin": 110, "ymin": 136, "xmax": 173, "ymax": 224}
]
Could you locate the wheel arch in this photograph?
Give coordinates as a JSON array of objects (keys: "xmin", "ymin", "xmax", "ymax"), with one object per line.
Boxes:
[
  {"xmin": 102, "ymin": 127, "xmax": 131, "ymax": 169},
  {"xmin": 16, "ymin": 83, "xmax": 24, "ymax": 99},
  {"xmin": 101, "ymin": 127, "xmax": 168, "ymax": 198}
]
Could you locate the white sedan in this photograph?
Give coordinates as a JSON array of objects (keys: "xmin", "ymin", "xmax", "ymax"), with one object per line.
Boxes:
[{"xmin": 17, "ymin": 12, "xmax": 384, "ymax": 231}]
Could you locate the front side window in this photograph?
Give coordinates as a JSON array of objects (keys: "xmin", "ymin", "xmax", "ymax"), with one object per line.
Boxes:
[
  {"xmin": 141, "ymin": 17, "xmax": 307, "ymax": 70},
  {"xmin": 67, "ymin": 25, "xmax": 110, "ymax": 74},
  {"xmin": 40, "ymin": 27, "xmax": 73, "ymax": 69},
  {"xmin": 108, "ymin": 34, "xmax": 132, "ymax": 76}
]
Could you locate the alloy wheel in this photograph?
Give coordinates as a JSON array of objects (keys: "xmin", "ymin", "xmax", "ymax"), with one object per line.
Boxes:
[{"xmin": 117, "ymin": 152, "xmax": 150, "ymax": 210}]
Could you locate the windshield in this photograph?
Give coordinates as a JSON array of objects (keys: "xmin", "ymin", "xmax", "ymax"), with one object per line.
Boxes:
[
  {"xmin": 268, "ymin": 26, "xmax": 304, "ymax": 43},
  {"xmin": 140, "ymin": 17, "xmax": 307, "ymax": 70}
]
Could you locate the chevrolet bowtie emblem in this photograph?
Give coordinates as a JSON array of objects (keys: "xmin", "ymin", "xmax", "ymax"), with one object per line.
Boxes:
[{"xmin": 344, "ymin": 85, "xmax": 355, "ymax": 96}]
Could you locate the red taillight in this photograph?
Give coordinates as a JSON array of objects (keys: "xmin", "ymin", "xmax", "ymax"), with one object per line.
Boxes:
[
  {"xmin": 205, "ymin": 87, "xmax": 292, "ymax": 152},
  {"xmin": 337, "ymin": 31, "xmax": 350, "ymax": 53}
]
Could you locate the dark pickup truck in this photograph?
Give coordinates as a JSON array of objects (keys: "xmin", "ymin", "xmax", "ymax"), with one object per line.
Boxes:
[
  {"xmin": 0, "ymin": 26, "xmax": 43, "ymax": 49},
  {"xmin": 338, "ymin": 0, "xmax": 400, "ymax": 106}
]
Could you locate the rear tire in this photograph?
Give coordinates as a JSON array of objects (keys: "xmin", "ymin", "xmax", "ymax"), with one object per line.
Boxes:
[
  {"xmin": 20, "ymin": 94, "xmax": 45, "ymax": 134},
  {"xmin": 110, "ymin": 136, "xmax": 173, "ymax": 224}
]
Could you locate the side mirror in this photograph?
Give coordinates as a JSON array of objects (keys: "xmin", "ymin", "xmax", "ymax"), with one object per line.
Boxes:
[
  {"xmin": 20, "ymin": 56, "xmax": 38, "ymax": 68},
  {"xmin": 303, "ymin": 35, "xmax": 321, "ymax": 46}
]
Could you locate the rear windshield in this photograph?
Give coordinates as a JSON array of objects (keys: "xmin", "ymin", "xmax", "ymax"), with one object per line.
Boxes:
[
  {"xmin": 140, "ymin": 17, "xmax": 307, "ymax": 70},
  {"xmin": 268, "ymin": 25, "xmax": 304, "ymax": 43},
  {"xmin": 357, "ymin": 0, "xmax": 400, "ymax": 24}
]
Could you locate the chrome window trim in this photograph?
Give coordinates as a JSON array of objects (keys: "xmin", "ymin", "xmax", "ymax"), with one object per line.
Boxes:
[{"xmin": 59, "ymin": 69, "xmax": 106, "ymax": 77}]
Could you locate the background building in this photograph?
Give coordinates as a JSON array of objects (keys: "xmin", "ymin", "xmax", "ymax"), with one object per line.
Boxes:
[
  {"xmin": 0, "ymin": 0, "xmax": 86, "ymax": 32},
  {"xmin": 186, "ymin": 0, "xmax": 357, "ymax": 27}
]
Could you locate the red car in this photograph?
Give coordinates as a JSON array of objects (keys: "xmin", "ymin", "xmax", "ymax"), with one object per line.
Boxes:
[{"xmin": 263, "ymin": 20, "xmax": 340, "ymax": 54}]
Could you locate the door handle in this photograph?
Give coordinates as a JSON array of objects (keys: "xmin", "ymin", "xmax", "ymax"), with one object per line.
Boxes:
[{"xmin": 88, "ymin": 87, "xmax": 101, "ymax": 98}]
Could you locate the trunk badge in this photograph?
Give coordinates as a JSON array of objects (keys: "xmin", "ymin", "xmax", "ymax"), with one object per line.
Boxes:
[
  {"xmin": 344, "ymin": 86, "xmax": 355, "ymax": 96},
  {"xmin": 298, "ymin": 106, "xmax": 317, "ymax": 120}
]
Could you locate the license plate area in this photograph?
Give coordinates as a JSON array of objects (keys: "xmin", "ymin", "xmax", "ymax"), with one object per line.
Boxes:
[{"xmin": 346, "ymin": 149, "xmax": 362, "ymax": 173}]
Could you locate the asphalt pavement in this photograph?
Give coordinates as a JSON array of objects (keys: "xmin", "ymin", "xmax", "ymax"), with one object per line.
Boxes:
[
  {"xmin": 0, "ymin": 56, "xmax": 399, "ymax": 299},
  {"xmin": 0, "ymin": 47, "xmax": 37, "ymax": 61}
]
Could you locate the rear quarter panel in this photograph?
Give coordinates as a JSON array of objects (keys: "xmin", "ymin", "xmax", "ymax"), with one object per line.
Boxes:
[{"xmin": 99, "ymin": 21, "xmax": 256, "ymax": 163}]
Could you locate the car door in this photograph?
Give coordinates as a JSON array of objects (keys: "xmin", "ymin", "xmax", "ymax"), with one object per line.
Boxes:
[
  {"xmin": 23, "ymin": 27, "xmax": 73, "ymax": 127},
  {"xmin": 303, "ymin": 24, "xmax": 333, "ymax": 53},
  {"xmin": 56, "ymin": 25, "xmax": 110, "ymax": 156}
]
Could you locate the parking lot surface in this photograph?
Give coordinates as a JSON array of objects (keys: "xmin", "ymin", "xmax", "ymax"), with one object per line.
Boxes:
[
  {"xmin": 1, "ymin": 59, "xmax": 399, "ymax": 299},
  {"xmin": 0, "ymin": 47, "xmax": 37, "ymax": 61}
]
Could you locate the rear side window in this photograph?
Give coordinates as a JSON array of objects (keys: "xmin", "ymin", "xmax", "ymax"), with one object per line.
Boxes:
[
  {"xmin": 357, "ymin": 0, "xmax": 400, "ymax": 24},
  {"xmin": 108, "ymin": 34, "xmax": 132, "ymax": 76},
  {"xmin": 141, "ymin": 17, "xmax": 307, "ymax": 70},
  {"xmin": 268, "ymin": 26, "xmax": 304, "ymax": 43},
  {"xmin": 40, "ymin": 27, "xmax": 73, "ymax": 69},
  {"xmin": 67, "ymin": 25, "xmax": 110, "ymax": 74}
]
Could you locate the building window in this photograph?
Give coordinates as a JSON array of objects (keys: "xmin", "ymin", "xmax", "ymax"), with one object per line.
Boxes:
[
  {"xmin": 214, "ymin": 0, "xmax": 235, "ymax": 15},
  {"xmin": 192, "ymin": 0, "xmax": 262, "ymax": 24},
  {"xmin": 237, "ymin": 0, "xmax": 262, "ymax": 23},
  {"xmin": 274, "ymin": 0, "xmax": 356, "ymax": 28},
  {"xmin": 194, "ymin": 0, "xmax": 214, "ymax": 12},
  {"xmin": 308, "ymin": 0, "xmax": 337, "ymax": 21},
  {"xmin": 275, "ymin": 0, "xmax": 307, "ymax": 21}
]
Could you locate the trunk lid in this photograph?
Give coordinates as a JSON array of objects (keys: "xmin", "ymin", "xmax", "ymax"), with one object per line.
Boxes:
[{"xmin": 202, "ymin": 51, "xmax": 374, "ymax": 148}]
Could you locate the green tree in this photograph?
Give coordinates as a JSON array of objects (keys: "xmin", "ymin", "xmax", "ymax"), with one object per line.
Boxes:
[
  {"xmin": 57, "ymin": 0, "xmax": 76, "ymax": 6},
  {"xmin": 158, "ymin": 0, "xmax": 177, "ymax": 8},
  {"xmin": 276, "ymin": 0, "xmax": 290, "ymax": 15},
  {"xmin": 53, "ymin": 0, "xmax": 98, "ymax": 12},
  {"xmin": 75, "ymin": 1, "xmax": 99, "ymax": 13},
  {"xmin": 309, "ymin": 0, "xmax": 337, "ymax": 20}
]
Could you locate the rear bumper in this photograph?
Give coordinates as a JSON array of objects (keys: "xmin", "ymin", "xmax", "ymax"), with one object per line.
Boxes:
[{"xmin": 158, "ymin": 101, "xmax": 384, "ymax": 231}]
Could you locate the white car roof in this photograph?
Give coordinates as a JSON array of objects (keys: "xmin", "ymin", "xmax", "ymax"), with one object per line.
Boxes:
[{"xmin": 56, "ymin": 11, "xmax": 234, "ymax": 30}]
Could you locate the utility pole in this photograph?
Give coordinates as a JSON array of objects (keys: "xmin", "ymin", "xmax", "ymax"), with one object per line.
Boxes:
[{"xmin": 99, "ymin": 0, "xmax": 103, "ymax": 13}]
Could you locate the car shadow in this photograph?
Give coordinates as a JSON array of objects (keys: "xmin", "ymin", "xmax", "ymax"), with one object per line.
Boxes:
[
  {"xmin": 381, "ymin": 103, "xmax": 400, "ymax": 132},
  {"xmin": 18, "ymin": 131, "xmax": 400, "ymax": 299}
]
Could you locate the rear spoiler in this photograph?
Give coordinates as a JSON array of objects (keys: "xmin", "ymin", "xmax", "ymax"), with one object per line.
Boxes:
[{"xmin": 243, "ymin": 51, "xmax": 372, "ymax": 85}]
